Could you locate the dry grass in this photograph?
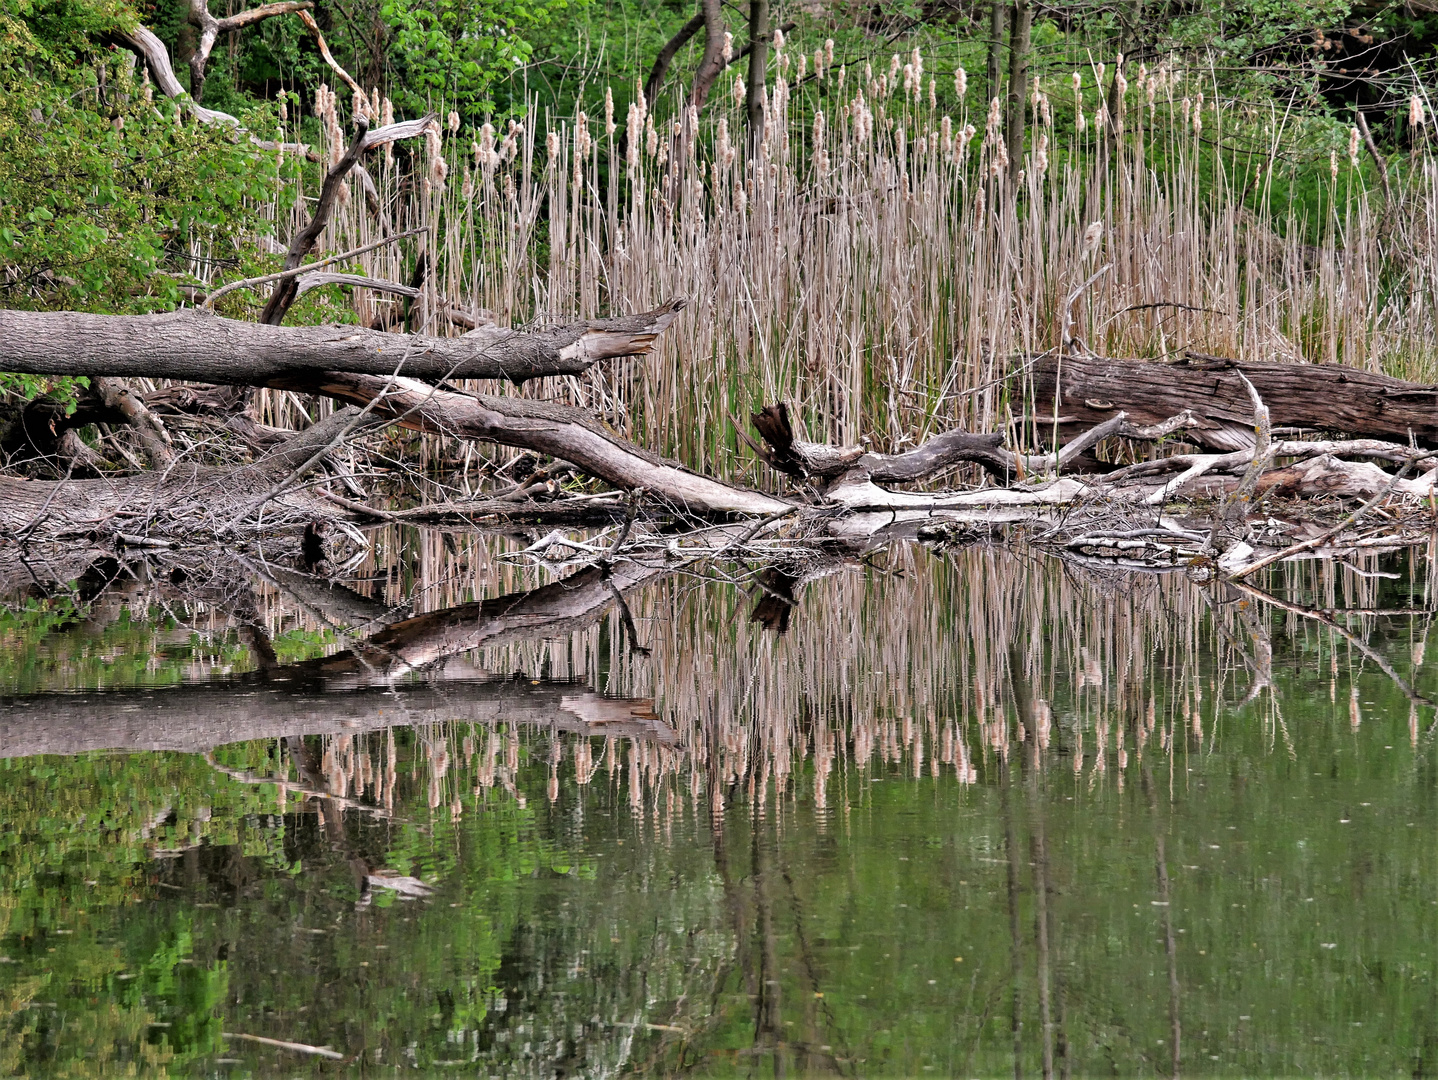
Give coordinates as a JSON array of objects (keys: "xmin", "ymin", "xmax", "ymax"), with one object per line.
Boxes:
[{"xmin": 238, "ymin": 53, "xmax": 1438, "ymax": 483}]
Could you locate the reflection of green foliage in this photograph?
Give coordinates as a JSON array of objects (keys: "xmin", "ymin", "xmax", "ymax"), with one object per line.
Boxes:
[
  {"xmin": 1, "ymin": 560, "xmax": 1436, "ymax": 1074},
  {"xmin": 0, "ymin": 600, "xmax": 256, "ymax": 694}
]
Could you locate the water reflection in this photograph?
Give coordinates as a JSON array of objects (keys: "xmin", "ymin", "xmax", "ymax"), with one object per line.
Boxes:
[{"xmin": 0, "ymin": 537, "xmax": 1435, "ymax": 1075}]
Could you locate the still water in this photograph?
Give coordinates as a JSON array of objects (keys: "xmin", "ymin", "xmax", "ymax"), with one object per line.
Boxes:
[{"xmin": 0, "ymin": 535, "xmax": 1434, "ymax": 1077}]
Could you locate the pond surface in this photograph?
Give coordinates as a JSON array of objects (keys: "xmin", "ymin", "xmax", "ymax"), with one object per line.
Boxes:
[{"xmin": 0, "ymin": 536, "xmax": 1435, "ymax": 1077}]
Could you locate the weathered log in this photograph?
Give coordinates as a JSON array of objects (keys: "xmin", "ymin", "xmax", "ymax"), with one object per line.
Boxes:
[
  {"xmin": 280, "ymin": 371, "xmax": 793, "ymax": 516},
  {"xmin": 0, "ymin": 301, "xmax": 686, "ymax": 385},
  {"xmin": 0, "ymin": 406, "xmax": 369, "ymax": 540},
  {"xmin": 1030, "ymin": 353, "xmax": 1438, "ymax": 451}
]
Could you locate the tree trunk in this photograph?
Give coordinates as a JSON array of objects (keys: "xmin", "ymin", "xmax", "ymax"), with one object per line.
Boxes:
[
  {"xmin": 745, "ymin": 0, "xmax": 770, "ymax": 148},
  {"xmin": 986, "ymin": 0, "xmax": 1010, "ymax": 113},
  {"xmin": 0, "ymin": 301, "xmax": 685, "ymax": 385},
  {"xmin": 1004, "ymin": 0, "xmax": 1031, "ymax": 198}
]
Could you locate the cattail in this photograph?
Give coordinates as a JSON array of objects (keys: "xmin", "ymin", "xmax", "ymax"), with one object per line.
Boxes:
[
  {"xmin": 723, "ymin": 31, "xmax": 734, "ymax": 63},
  {"xmin": 1095, "ymin": 105, "xmax": 1108, "ymax": 130},
  {"xmin": 605, "ymin": 86, "xmax": 615, "ymax": 135},
  {"xmin": 955, "ymin": 66, "xmax": 967, "ymax": 99},
  {"xmin": 903, "ymin": 62, "xmax": 915, "ymax": 96},
  {"xmin": 940, "ymin": 114, "xmax": 952, "ymax": 153},
  {"xmin": 890, "ymin": 53, "xmax": 902, "ymax": 82},
  {"xmin": 928, "ymin": 78, "xmax": 937, "ymax": 109},
  {"xmin": 717, "ymin": 115, "xmax": 734, "ymax": 166},
  {"xmin": 825, "ymin": 38, "xmax": 834, "ymax": 68},
  {"xmin": 1411, "ymin": 94, "xmax": 1425, "ymax": 127},
  {"xmin": 1071, "ymin": 70, "xmax": 1081, "ymax": 95},
  {"xmin": 985, "ymin": 95, "xmax": 1002, "ymax": 136},
  {"xmin": 1348, "ymin": 125, "xmax": 1360, "ymax": 165},
  {"xmin": 814, "ymin": 48, "xmax": 824, "ymax": 77},
  {"xmin": 1115, "ymin": 68, "xmax": 1128, "ymax": 101},
  {"xmin": 813, "ymin": 109, "xmax": 825, "ymax": 146},
  {"xmin": 1033, "ymin": 131, "xmax": 1048, "ymax": 175},
  {"xmin": 381, "ymin": 97, "xmax": 394, "ymax": 128},
  {"xmin": 461, "ymin": 166, "xmax": 474, "ymax": 199},
  {"xmin": 645, "ymin": 113, "xmax": 658, "ymax": 156},
  {"xmin": 547, "ymin": 129, "xmax": 560, "ymax": 161},
  {"xmin": 733, "ymin": 75, "xmax": 746, "ymax": 106},
  {"xmin": 477, "ymin": 121, "xmax": 498, "ymax": 170},
  {"xmin": 1329, "ymin": 148, "xmax": 1339, "ymax": 179},
  {"xmin": 337, "ymin": 177, "xmax": 349, "ymax": 204},
  {"xmin": 1096, "ymin": 61, "xmax": 1105, "ymax": 84},
  {"xmin": 626, "ymin": 103, "xmax": 641, "ymax": 169},
  {"xmin": 576, "ymin": 111, "xmax": 591, "ymax": 157},
  {"xmin": 799, "ymin": 53, "xmax": 807, "ymax": 79},
  {"xmin": 1082, "ymin": 219, "xmax": 1103, "ymax": 256},
  {"xmin": 838, "ymin": 64, "xmax": 845, "ymax": 89},
  {"xmin": 773, "ymin": 26, "xmax": 785, "ymax": 51},
  {"xmin": 278, "ymin": 98, "xmax": 287, "ymax": 122},
  {"xmin": 447, "ymin": 110, "xmax": 460, "ymax": 132},
  {"xmin": 1077, "ymin": 108, "xmax": 1086, "ymax": 133}
]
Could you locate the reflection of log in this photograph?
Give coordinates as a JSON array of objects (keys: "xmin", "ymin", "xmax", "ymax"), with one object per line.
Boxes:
[
  {"xmin": 0, "ymin": 677, "xmax": 676, "ymax": 758},
  {"xmin": 0, "ymin": 560, "xmax": 679, "ymax": 757},
  {"xmin": 1031, "ymin": 354, "xmax": 1438, "ymax": 452}
]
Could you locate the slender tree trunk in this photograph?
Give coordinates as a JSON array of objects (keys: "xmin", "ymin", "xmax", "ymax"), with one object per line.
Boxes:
[
  {"xmin": 986, "ymin": 0, "xmax": 1010, "ymax": 113},
  {"xmin": 1005, "ymin": 0, "xmax": 1032, "ymax": 199},
  {"xmin": 643, "ymin": 10, "xmax": 706, "ymax": 114},
  {"xmin": 746, "ymin": 0, "xmax": 770, "ymax": 149}
]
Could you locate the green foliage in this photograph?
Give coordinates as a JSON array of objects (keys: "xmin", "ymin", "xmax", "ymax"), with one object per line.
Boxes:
[
  {"xmin": 0, "ymin": 0, "xmax": 276, "ymax": 320},
  {"xmin": 379, "ymin": 0, "xmax": 586, "ymax": 119}
]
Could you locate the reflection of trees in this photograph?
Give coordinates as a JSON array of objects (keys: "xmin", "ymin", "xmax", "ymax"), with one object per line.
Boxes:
[{"xmin": 2, "ymin": 540, "xmax": 1435, "ymax": 1074}]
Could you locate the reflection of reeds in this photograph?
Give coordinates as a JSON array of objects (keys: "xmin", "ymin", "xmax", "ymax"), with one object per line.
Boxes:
[
  {"xmin": 243, "ymin": 58, "xmax": 1438, "ymax": 476},
  {"xmin": 259, "ymin": 539, "xmax": 1430, "ymax": 820}
]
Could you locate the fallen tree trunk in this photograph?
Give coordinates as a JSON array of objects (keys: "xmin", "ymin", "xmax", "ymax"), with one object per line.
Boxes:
[
  {"xmin": 276, "ymin": 371, "xmax": 793, "ymax": 516},
  {"xmin": 1030, "ymin": 353, "xmax": 1438, "ymax": 451},
  {"xmin": 0, "ymin": 300, "xmax": 685, "ymax": 385},
  {"xmin": 0, "ymin": 406, "xmax": 369, "ymax": 541}
]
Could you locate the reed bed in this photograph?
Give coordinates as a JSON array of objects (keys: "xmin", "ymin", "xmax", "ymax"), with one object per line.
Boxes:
[{"xmin": 228, "ymin": 50, "xmax": 1438, "ymax": 484}]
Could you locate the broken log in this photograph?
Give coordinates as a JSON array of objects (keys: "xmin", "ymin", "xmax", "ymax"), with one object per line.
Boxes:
[
  {"xmin": 1030, "ymin": 353, "xmax": 1438, "ymax": 451},
  {"xmin": 0, "ymin": 299, "xmax": 686, "ymax": 386},
  {"xmin": 0, "ymin": 406, "xmax": 372, "ymax": 541}
]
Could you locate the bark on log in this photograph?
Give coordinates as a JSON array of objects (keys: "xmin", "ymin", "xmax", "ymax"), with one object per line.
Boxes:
[
  {"xmin": 281, "ymin": 371, "xmax": 793, "ymax": 516},
  {"xmin": 0, "ymin": 301, "xmax": 686, "ymax": 385},
  {"xmin": 1031, "ymin": 353, "xmax": 1438, "ymax": 451},
  {"xmin": 0, "ymin": 406, "xmax": 369, "ymax": 540}
]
